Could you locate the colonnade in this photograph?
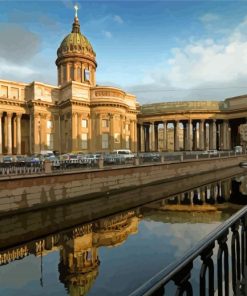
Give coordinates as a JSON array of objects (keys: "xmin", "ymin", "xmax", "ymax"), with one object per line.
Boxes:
[
  {"xmin": 0, "ymin": 112, "xmax": 22, "ymax": 155},
  {"xmin": 138, "ymin": 119, "xmax": 231, "ymax": 152},
  {"xmin": 162, "ymin": 179, "xmax": 231, "ymax": 206}
]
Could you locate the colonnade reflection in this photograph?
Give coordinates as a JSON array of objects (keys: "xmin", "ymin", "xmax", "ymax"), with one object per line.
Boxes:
[
  {"xmin": 138, "ymin": 119, "xmax": 233, "ymax": 152},
  {"xmin": 0, "ymin": 175, "xmax": 246, "ymax": 295}
]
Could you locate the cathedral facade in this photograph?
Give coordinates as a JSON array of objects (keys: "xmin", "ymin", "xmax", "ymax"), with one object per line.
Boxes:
[{"xmin": 0, "ymin": 11, "xmax": 138, "ymax": 155}]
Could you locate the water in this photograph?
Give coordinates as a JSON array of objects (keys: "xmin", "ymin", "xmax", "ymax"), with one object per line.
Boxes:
[{"xmin": 0, "ymin": 173, "xmax": 245, "ymax": 296}]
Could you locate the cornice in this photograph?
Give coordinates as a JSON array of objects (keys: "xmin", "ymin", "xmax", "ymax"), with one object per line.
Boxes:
[
  {"xmin": 0, "ymin": 97, "xmax": 27, "ymax": 107},
  {"xmin": 27, "ymin": 100, "xmax": 57, "ymax": 108}
]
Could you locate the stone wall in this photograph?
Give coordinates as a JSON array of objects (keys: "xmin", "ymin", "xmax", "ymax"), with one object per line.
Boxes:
[{"xmin": 0, "ymin": 156, "xmax": 245, "ymax": 215}]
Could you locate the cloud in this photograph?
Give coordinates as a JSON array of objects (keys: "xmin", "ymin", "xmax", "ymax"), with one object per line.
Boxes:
[
  {"xmin": 0, "ymin": 24, "xmax": 41, "ymax": 64},
  {"xmin": 102, "ymin": 30, "xmax": 112, "ymax": 39},
  {"xmin": 199, "ymin": 13, "xmax": 220, "ymax": 24},
  {"xmin": 127, "ymin": 15, "xmax": 247, "ymax": 104},
  {"xmin": 0, "ymin": 58, "xmax": 36, "ymax": 77},
  {"xmin": 113, "ymin": 15, "xmax": 124, "ymax": 24},
  {"xmin": 7, "ymin": 9, "xmax": 60, "ymax": 30}
]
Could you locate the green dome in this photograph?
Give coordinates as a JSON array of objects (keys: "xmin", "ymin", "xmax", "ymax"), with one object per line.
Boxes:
[{"xmin": 56, "ymin": 17, "xmax": 96, "ymax": 60}]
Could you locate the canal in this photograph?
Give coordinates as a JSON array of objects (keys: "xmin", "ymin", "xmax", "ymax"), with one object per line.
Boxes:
[{"xmin": 0, "ymin": 169, "xmax": 246, "ymax": 295}]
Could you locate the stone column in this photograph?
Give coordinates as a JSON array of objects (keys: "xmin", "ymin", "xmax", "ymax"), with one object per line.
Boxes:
[
  {"xmin": 227, "ymin": 122, "xmax": 231, "ymax": 150},
  {"xmin": 183, "ymin": 122, "xmax": 187, "ymax": 150},
  {"xmin": 66, "ymin": 63, "xmax": 70, "ymax": 82},
  {"xmin": 149, "ymin": 123, "xmax": 155, "ymax": 151},
  {"xmin": 192, "ymin": 122, "xmax": 197, "ymax": 151},
  {"xmin": 81, "ymin": 64, "xmax": 85, "ymax": 82},
  {"xmin": 4, "ymin": 115, "xmax": 7, "ymax": 153},
  {"xmin": 7, "ymin": 113, "xmax": 12, "ymax": 155},
  {"xmin": 60, "ymin": 65, "xmax": 64, "ymax": 85},
  {"xmin": 163, "ymin": 121, "xmax": 167, "ymax": 151},
  {"xmin": 72, "ymin": 112, "xmax": 78, "ymax": 151},
  {"xmin": 209, "ymin": 120, "xmax": 217, "ymax": 150},
  {"xmin": 87, "ymin": 115, "xmax": 91, "ymax": 152},
  {"xmin": 110, "ymin": 114, "xmax": 114, "ymax": 151},
  {"xmin": 174, "ymin": 121, "xmax": 180, "ymax": 151},
  {"xmin": 186, "ymin": 120, "xmax": 192, "ymax": 151},
  {"xmin": 199, "ymin": 120, "xmax": 205, "ymax": 150},
  {"xmin": 41, "ymin": 114, "xmax": 47, "ymax": 151},
  {"xmin": 33, "ymin": 114, "xmax": 40, "ymax": 153},
  {"xmin": 133, "ymin": 120, "xmax": 137, "ymax": 152},
  {"xmin": 73, "ymin": 63, "xmax": 77, "ymax": 82},
  {"xmin": 154, "ymin": 123, "xmax": 158, "ymax": 151},
  {"xmin": 140, "ymin": 124, "xmax": 145, "ymax": 152},
  {"xmin": 0, "ymin": 113, "xmax": 2, "ymax": 155},
  {"xmin": 16, "ymin": 114, "xmax": 22, "ymax": 155}
]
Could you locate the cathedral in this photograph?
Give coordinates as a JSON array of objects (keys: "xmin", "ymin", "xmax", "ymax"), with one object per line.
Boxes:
[
  {"xmin": 1, "ymin": 8, "xmax": 247, "ymax": 156},
  {"xmin": 0, "ymin": 9, "xmax": 138, "ymax": 155}
]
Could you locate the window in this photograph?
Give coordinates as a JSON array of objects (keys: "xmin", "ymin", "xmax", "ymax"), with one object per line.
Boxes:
[
  {"xmin": 114, "ymin": 133, "xmax": 120, "ymax": 143},
  {"xmin": 126, "ymin": 135, "xmax": 130, "ymax": 149},
  {"xmin": 102, "ymin": 119, "xmax": 109, "ymax": 128},
  {"xmin": 81, "ymin": 119, "xmax": 88, "ymax": 128},
  {"xmin": 102, "ymin": 133, "xmax": 109, "ymax": 149},
  {"xmin": 47, "ymin": 120, "xmax": 53, "ymax": 129},
  {"xmin": 47, "ymin": 134, "xmax": 54, "ymax": 149},
  {"xmin": 84, "ymin": 69, "xmax": 90, "ymax": 81},
  {"xmin": 81, "ymin": 133, "xmax": 88, "ymax": 149}
]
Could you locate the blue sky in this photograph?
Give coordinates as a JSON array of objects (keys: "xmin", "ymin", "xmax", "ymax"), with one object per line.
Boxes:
[{"xmin": 1, "ymin": 0, "xmax": 247, "ymax": 103}]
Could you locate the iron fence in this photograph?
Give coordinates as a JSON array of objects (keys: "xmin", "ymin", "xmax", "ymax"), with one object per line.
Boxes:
[{"xmin": 129, "ymin": 205, "xmax": 247, "ymax": 296}]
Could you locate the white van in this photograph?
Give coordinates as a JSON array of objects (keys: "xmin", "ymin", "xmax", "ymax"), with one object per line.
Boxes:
[{"xmin": 113, "ymin": 149, "xmax": 135, "ymax": 159}]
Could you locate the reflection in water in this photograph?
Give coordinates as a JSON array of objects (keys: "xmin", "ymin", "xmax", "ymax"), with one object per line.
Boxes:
[{"xmin": 0, "ymin": 174, "xmax": 246, "ymax": 295}]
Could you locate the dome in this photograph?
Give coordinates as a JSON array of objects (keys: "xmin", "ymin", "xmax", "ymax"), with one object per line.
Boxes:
[{"xmin": 56, "ymin": 17, "xmax": 96, "ymax": 64}]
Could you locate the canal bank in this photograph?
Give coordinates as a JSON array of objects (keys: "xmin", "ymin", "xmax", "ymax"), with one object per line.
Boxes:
[{"xmin": 0, "ymin": 155, "xmax": 246, "ymax": 215}]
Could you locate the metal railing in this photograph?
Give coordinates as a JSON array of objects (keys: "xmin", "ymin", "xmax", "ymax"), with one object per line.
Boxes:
[
  {"xmin": 129, "ymin": 205, "xmax": 247, "ymax": 296},
  {"xmin": 0, "ymin": 151, "xmax": 244, "ymax": 177}
]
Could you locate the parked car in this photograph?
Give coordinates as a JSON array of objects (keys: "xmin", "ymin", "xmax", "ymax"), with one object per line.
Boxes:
[
  {"xmin": 2, "ymin": 156, "xmax": 14, "ymax": 163},
  {"xmin": 234, "ymin": 146, "xmax": 243, "ymax": 153}
]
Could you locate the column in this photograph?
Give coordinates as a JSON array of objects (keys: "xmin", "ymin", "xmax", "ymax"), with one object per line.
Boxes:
[
  {"xmin": 163, "ymin": 121, "xmax": 167, "ymax": 151},
  {"xmin": 140, "ymin": 124, "xmax": 145, "ymax": 152},
  {"xmin": 16, "ymin": 114, "xmax": 22, "ymax": 155},
  {"xmin": 72, "ymin": 112, "xmax": 78, "ymax": 151},
  {"xmin": 87, "ymin": 115, "xmax": 91, "ymax": 152},
  {"xmin": 209, "ymin": 120, "xmax": 216, "ymax": 149},
  {"xmin": 192, "ymin": 122, "xmax": 197, "ymax": 151},
  {"xmin": 4, "ymin": 115, "xmax": 7, "ymax": 153},
  {"xmin": 154, "ymin": 124, "xmax": 158, "ymax": 151},
  {"xmin": 183, "ymin": 122, "xmax": 187, "ymax": 150},
  {"xmin": 13, "ymin": 117, "xmax": 16, "ymax": 154},
  {"xmin": 7, "ymin": 113, "xmax": 12, "ymax": 155},
  {"xmin": 73, "ymin": 63, "xmax": 77, "ymax": 82},
  {"xmin": 81, "ymin": 64, "xmax": 85, "ymax": 82},
  {"xmin": 110, "ymin": 114, "xmax": 114, "ymax": 151},
  {"xmin": 149, "ymin": 123, "xmax": 155, "ymax": 151},
  {"xmin": 60, "ymin": 65, "xmax": 64, "ymax": 85},
  {"xmin": 66, "ymin": 63, "xmax": 70, "ymax": 82},
  {"xmin": 133, "ymin": 120, "xmax": 137, "ymax": 152},
  {"xmin": 0, "ymin": 113, "xmax": 2, "ymax": 154},
  {"xmin": 199, "ymin": 120, "xmax": 205, "ymax": 150},
  {"xmin": 33, "ymin": 114, "xmax": 40, "ymax": 153},
  {"xmin": 186, "ymin": 120, "xmax": 192, "ymax": 151},
  {"xmin": 174, "ymin": 121, "xmax": 180, "ymax": 151}
]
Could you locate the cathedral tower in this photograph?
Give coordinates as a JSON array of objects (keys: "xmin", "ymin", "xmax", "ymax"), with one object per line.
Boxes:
[{"xmin": 55, "ymin": 5, "xmax": 97, "ymax": 86}]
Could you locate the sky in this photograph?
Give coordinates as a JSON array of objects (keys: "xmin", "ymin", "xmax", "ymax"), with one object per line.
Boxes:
[{"xmin": 1, "ymin": 0, "xmax": 247, "ymax": 104}]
